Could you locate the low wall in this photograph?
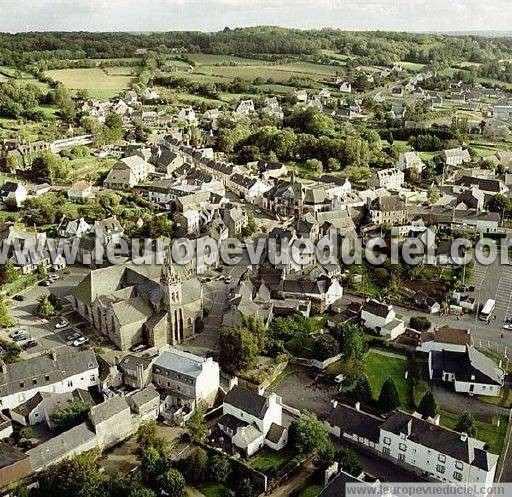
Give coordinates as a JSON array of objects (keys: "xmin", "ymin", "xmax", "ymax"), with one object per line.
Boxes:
[{"xmin": 290, "ymin": 353, "xmax": 343, "ymax": 370}]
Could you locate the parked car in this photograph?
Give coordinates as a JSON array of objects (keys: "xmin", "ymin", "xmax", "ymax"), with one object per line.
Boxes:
[
  {"xmin": 72, "ymin": 337, "xmax": 89, "ymax": 347},
  {"xmin": 503, "ymin": 324, "xmax": 512, "ymax": 331},
  {"xmin": 55, "ymin": 319, "xmax": 69, "ymax": 329},
  {"xmin": 10, "ymin": 330, "xmax": 28, "ymax": 341},
  {"xmin": 130, "ymin": 343, "xmax": 148, "ymax": 353},
  {"xmin": 12, "ymin": 295, "xmax": 25, "ymax": 302},
  {"xmin": 255, "ymin": 209, "xmax": 262, "ymax": 214},
  {"xmin": 48, "ymin": 274, "xmax": 60, "ymax": 281},
  {"xmin": 225, "ymin": 276, "xmax": 232, "ymax": 284},
  {"xmin": 38, "ymin": 280, "xmax": 51, "ymax": 287},
  {"xmin": 64, "ymin": 331, "xmax": 82, "ymax": 342},
  {"xmin": 22, "ymin": 340, "xmax": 38, "ymax": 350}
]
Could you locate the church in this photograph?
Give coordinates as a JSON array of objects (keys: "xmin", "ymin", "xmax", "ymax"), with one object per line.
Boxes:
[{"xmin": 70, "ymin": 261, "xmax": 203, "ymax": 351}]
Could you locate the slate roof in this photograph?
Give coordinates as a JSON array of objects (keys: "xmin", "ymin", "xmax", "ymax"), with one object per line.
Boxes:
[
  {"xmin": 318, "ymin": 471, "xmax": 359, "ymax": 497},
  {"xmin": 0, "ymin": 350, "xmax": 98, "ymax": 398},
  {"xmin": 431, "ymin": 346, "xmax": 504, "ymax": 386},
  {"xmin": 326, "ymin": 404, "xmax": 382, "ymax": 443},
  {"xmin": 224, "ymin": 386, "xmax": 269, "ymax": 420},
  {"xmin": 266, "ymin": 423, "xmax": 287, "ymax": 443},
  {"xmin": 218, "ymin": 413, "xmax": 248, "ymax": 432},
  {"xmin": 0, "ymin": 443, "xmax": 29, "ymax": 469},
  {"xmin": 89, "ymin": 396, "xmax": 130, "ymax": 425},
  {"xmin": 154, "ymin": 349, "xmax": 209, "ymax": 378},
  {"xmin": 361, "ymin": 299, "xmax": 392, "ymax": 319},
  {"xmin": 12, "ymin": 392, "xmax": 44, "ymax": 417},
  {"xmin": 381, "ymin": 411, "xmax": 497, "ymax": 471},
  {"xmin": 127, "ymin": 384, "xmax": 159, "ymax": 409},
  {"xmin": 282, "ymin": 278, "xmax": 330, "ymax": 296},
  {"xmin": 456, "ymin": 175, "xmax": 503, "ymax": 193}
]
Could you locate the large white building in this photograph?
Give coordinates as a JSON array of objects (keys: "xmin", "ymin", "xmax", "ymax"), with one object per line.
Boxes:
[
  {"xmin": 0, "ymin": 350, "xmax": 99, "ymax": 411},
  {"xmin": 368, "ymin": 168, "xmax": 404, "ymax": 190},
  {"xmin": 153, "ymin": 348, "xmax": 220, "ymax": 417},
  {"xmin": 326, "ymin": 403, "xmax": 498, "ymax": 485},
  {"xmin": 219, "ymin": 385, "xmax": 288, "ymax": 456},
  {"xmin": 429, "ymin": 345, "xmax": 504, "ymax": 397}
]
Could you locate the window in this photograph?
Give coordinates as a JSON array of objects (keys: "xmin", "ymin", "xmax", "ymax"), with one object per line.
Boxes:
[
  {"xmin": 436, "ymin": 465, "xmax": 445, "ymax": 474},
  {"xmin": 398, "ymin": 454, "xmax": 405, "ymax": 462},
  {"xmin": 383, "ymin": 437, "xmax": 391, "ymax": 445},
  {"xmin": 399, "ymin": 443, "xmax": 407, "ymax": 452},
  {"xmin": 453, "ymin": 472, "xmax": 463, "ymax": 482},
  {"xmin": 45, "ymin": 375, "xmax": 50, "ymax": 381},
  {"xmin": 438, "ymin": 454, "xmax": 446, "ymax": 463},
  {"xmin": 20, "ymin": 382, "xmax": 24, "ymax": 388},
  {"xmin": 90, "ymin": 375, "xmax": 95, "ymax": 381},
  {"xmin": 382, "ymin": 447, "xmax": 390, "ymax": 456},
  {"xmin": 455, "ymin": 461, "xmax": 463, "ymax": 470},
  {"xmin": 67, "ymin": 380, "xmax": 73, "ymax": 387},
  {"xmin": 32, "ymin": 379, "xmax": 37, "ymax": 385}
]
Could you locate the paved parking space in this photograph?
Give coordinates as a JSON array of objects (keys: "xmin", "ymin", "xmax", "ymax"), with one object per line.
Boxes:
[{"xmin": 471, "ymin": 263, "xmax": 488, "ymax": 291}]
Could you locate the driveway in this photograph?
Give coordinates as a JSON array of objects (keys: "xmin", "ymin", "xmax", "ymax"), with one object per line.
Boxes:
[
  {"xmin": 275, "ymin": 369, "xmax": 338, "ymax": 417},
  {"xmin": 432, "ymin": 385, "xmax": 510, "ymax": 419}
]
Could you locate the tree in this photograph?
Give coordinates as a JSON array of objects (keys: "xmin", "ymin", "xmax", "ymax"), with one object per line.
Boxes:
[
  {"xmin": 159, "ymin": 468, "xmax": 186, "ymax": 497},
  {"xmin": 337, "ymin": 447, "xmax": 362, "ymax": 477},
  {"xmin": 236, "ymin": 478, "xmax": 256, "ymax": 497},
  {"xmin": 140, "ymin": 446, "xmax": 165, "ymax": 486},
  {"xmin": 184, "ymin": 447, "xmax": 208, "ymax": 483},
  {"xmin": 128, "ymin": 489, "xmax": 156, "ymax": 497},
  {"xmin": 0, "ymin": 339, "xmax": 20, "ymax": 363},
  {"xmin": 20, "ymin": 427, "xmax": 33, "ymax": 439},
  {"xmin": 210, "ymin": 456, "xmax": 231, "ymax": 483},
  {"xmin": 454, "ymin": 411, "xmax": 476, "ymax": 437},
  {"xmin": 336, "ymin": 323, "xmax": 365, "ymax": 360},
  {"xmin": 51, "ymin": 398, "xmax": 91, "ymax": 431},
  {"xmin": 306, "ymin": 158, "xmax": 323, "ymax": 174},
  {"xmin": 37, "ymin": 263, "xmax": 47, "ymax": 279},
  {"xmin": 291, "ymin": 411, "xmax": 331, "ymax": 455},
  {"xmin": 427, "ymin": 187, "xmax": 440, "ymax": 204},
  {"xmin": 219, "ymin": 325, "xmax": 258, "ymax": 373},
  {"xmin": 353, "ymin": 375, "xmax": 373, "ymax": 404},
  {"xmin": 409, "ymin": 316, "xmax": 431, "ymax": 332},
  {"xmin": 136, "ymin": 420, "xmax": 168, "ymax": 454},
  {"xmin": 31, "ymin": 151, "xmax": 69, "ymax": 183},
  {"xmin": 417, "ymin": 390, "xmax": 437, "ymax": 419},
  {"xmin": 378, "ymin": 378, "xmax": 400, "ymax": 412},
  {"xmin": 188, "ymin": 406, "xmax": 209, "ymax": 444},
  {"xmin": 39, "ymin": 453, "xmax": 105, "ymax": 497},
  {"xmin": 36, "ymin": 294, "xmax": 55, "ymax": 317},
  {"xmin": 4, "ymin": 260, "xmax": 18, "ymax": 283},
  {"xmin": 313, "ymin": 334, "xmax": 339, "ymax": 360},
  {"xmin": 0, "ymin": 301, "xmax": 15, "ymax": 328}
]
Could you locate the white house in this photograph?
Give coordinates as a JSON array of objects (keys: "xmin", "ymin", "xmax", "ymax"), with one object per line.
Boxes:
[
  {"xmin": 219, "ymin": 385, "xmax": 288, "ymax": 456},
  {"xmin": 396, "ymin": 152, "xmax": 425, "ymax": 174},
  {"xmin": 441, "ymin": 148, "xmax": 471, "ymax": 167},
  {"xmin": 143, "ymin": 87, "xmax": 159, "ymax": 101},
  {"xmin": 361, "ymin": 299, "xmax": 405, "ymax": 339},
  {"xmin": 281, "ymin": 277, "xmax": 343, "ymax": 312},
  {"xmin": 178, "ymin": 107, "xmax": 196, "ymax": 123},
  {"xmin": 368, "ymin": 168, "xmax": 404, "ymax": 190},
  {"xmin": 227, "ymin": 173, "xmax": 271, "ymax": 203},
  {"xmin": 235, "ymin": 99, "xmax": 255, "ymax": 116},
  {"xmin": 326, "ymin": 403, "xmax": 498, "ymax": 485},
  {"xmin": 0, "ymin": 350, "xmax": 99, "ymax": 411},
  {"xmin": 68, "ymin": 181, "xmax": 94, "ymax": 203},
  {"xmin": 153, "ymin": 348, "xmax": 220, "ymax": 419},
  {"xmin": 339, "ymin": 82, "xmax": 352, "ymax": 93},
  {"xmin": 429, "ymin": 345, "xmax": 504, "ymax": 397},
  {"xmin": 0, "ymin": 182, "xmax": 27, "ymax": 208},
  {"xmin": 493, "ymin": 104, "xmax": 512, "ymax": 122}
]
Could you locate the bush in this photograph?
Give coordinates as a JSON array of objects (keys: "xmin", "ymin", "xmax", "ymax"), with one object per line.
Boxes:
[{"xmin": 409, "ymin": 316, "xmax": 431, "ymax": 332}]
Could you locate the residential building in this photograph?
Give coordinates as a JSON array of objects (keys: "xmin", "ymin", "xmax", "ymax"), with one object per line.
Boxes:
[
  {"xmin": 235, "ymin": 99, "xmax": 255, "ymax": 116},
  {"xmin": 153, "ymin": 348, "xmax": 219, "ymax": 421},
  {"xmin": 326, "ymin": 403, "xmax": 498, "ymax": 485},
  {"xmin": 369, "ymin": 196, "xmax": 408, "ymax": 225},
  {"xmin": 68, "ymin": 181, "xmax": 94, "ymax": 202},
  {"xmin": 0, "ymin": 444, "xmax": 32, "ymax": 489},
  {"xmin": 94, "ymin": 216, "xmax": 124, "ymax": 245},
  {"xmin": 104, "ymin": 156, "xmax": 154, "ymax": 190},
  {"xmin": 0, "ymin": 350, "xmax": 99, "ymax": 411},
  {"xmin": 361, "ymin": 299, "xmax": 405, "ymax": 339},
  {"xmin": 0, "ymin": 181, "xmax": 27, "ymax": 208},
  {"xmin": 429, "ymin": 345, "xmax": 505, "ymax": 397},
  {"xmin": 219, "ymin": 385, "xmax": 287, "ymax": 456},
  {"xmin": 493, "ymin": 104, "xmax": 512, "ymax": 122},
  {"xmin": 441, "ymin": 148, "xmax": 471, "ymax": 167},
  {"xmin": 339, "ymin": 82, "xmax": 352, "ymax": 93},
  {"xmin": 368, "ymin": 168, "xmax": 404, "ymax": 190},
  {"xmin": 396, "ymin": 152, "xmax": 425, "ymax": 174},
  {"xmin": 281, "ymin": 277, "xmax": 343, "ymax": 312}
]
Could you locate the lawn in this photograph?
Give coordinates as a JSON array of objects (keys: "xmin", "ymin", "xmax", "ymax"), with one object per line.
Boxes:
[
  {"xmin": 188, "ymin": 53, "xmax": 269, "ymax": 66},
  {"xmin": 249, "ymin": 446, "xmax": 297, "ymax": 474},
  {"xmin": 439, "ymin": 411, "xmax": 508, "ymax": 455},
  {"xmin": 195, "ymin": 482, "xmax": 228, "ymax": 497},
  {"xmin": 46, "ymin": 68, "xmax": 135, "ymax": 92},
  {"xmin": 268, "ymin": 364, "xmax": 307, "ymax": 391},
  {"xmin": 365, "ymin": 350, "xmax": 412, "ymax": 409}
]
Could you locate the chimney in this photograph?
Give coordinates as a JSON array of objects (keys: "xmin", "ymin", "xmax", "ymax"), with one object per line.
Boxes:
[
  {"xmin": 50, "ymin": 349, "xmax": 58, "ymax": 361},
  {"xmin": 355, "ymin": 402, "xmax": 361, "ymax": 411},
  {"xmin": 460, "ymin": 432, "xmax": 468, "ymax": 442},
  {"xmin": 331, "ymin": 399, "xmax": 338, "ymax": 408},
  {"xmin": 433, "ymin": 414, "xmax": 440, "ymax": 426},
  {"xmin": 136, "ymin": 363, "xmax": 144, "ymax": 389}
]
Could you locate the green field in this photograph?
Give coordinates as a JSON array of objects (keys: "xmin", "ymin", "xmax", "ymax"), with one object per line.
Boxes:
[
  {"xmin": 440, "ymin": 411, "xmax": 508, "ymax": 455},
  {"xmin": 188, "ymin": 53, "xmax": 270, "ymax": 66},
  {"xmin": 249, "ymin": 446, "xmax": 297, "ymax": 474},
  {"xmin": 365, "ymin": 350, "xmax": 412, "ymax": 409},
  {"xmin": 195, "ymin": 482, "xmax": 228, "ymax": 497},
  {"xmin": 46, "ymin": 67, "xmax": 135, "ymax": 94}
]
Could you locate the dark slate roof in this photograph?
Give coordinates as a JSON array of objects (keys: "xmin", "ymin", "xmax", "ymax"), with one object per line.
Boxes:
[
  {"xmin": 282, "ymin": 278, "xmax": 330, "ymax": 296},
  {"xmin": 12, "ymin": 392, "xmax": 44, "ymax": 417},
  {"xmin": 326, "ymin": 404, "xmax": 382, "ymax": 443},
  {"xmin": 318, "ymin": 471, "xmax": 359, "ymax": 497},
  {"xmin": 0, "ymin": 181, "xmax": 20, "ymax": 193},
  {"xmin": 380, "ymin": 411, "xmax": 497, "ymax": 471},
  {"xmin": 266, "ymin": 423, "xmax": 287, "ymax": 443},
  {"xmin": 456, "ymin": 176, "xmax": 502, "ymax": 193},
  {"xmin": 218, "ymin": 413, "xmax": 248, "ymax": 432},
  {"xmin": 361, "ymin": 299, "xmax": 392, "ymax": 318},
  {"xmin": 0, "ymin": 443, "xmax": 29, "ymax": 469},
  {"xmin": 224, "ymin": 386, "xmax": 268, "ymax": 420},
  {"xmin": 230, "ymin": 173, "xmax": 258, "ymax": 189},
  {"xmin": 431, "ymin": 346, "xmax": 503, "ymax": 386}
]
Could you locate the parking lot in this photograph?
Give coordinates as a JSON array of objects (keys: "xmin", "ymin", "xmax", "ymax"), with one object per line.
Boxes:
[{"xmin": 0, "ymin": 266, "xmax": 115, "ymax": 360}]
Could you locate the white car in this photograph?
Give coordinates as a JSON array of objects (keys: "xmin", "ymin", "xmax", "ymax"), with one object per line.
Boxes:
[
  {"xmin": 55, "ymin": 319, "xmax": 69, "ymax": 329},
  {"xmin": 503, "ymin": 324, "xmax": 512, "ymax": 331},
  {"xmin": 72, "ymin": 337, "xmax": 89, "ymax": 347}
]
